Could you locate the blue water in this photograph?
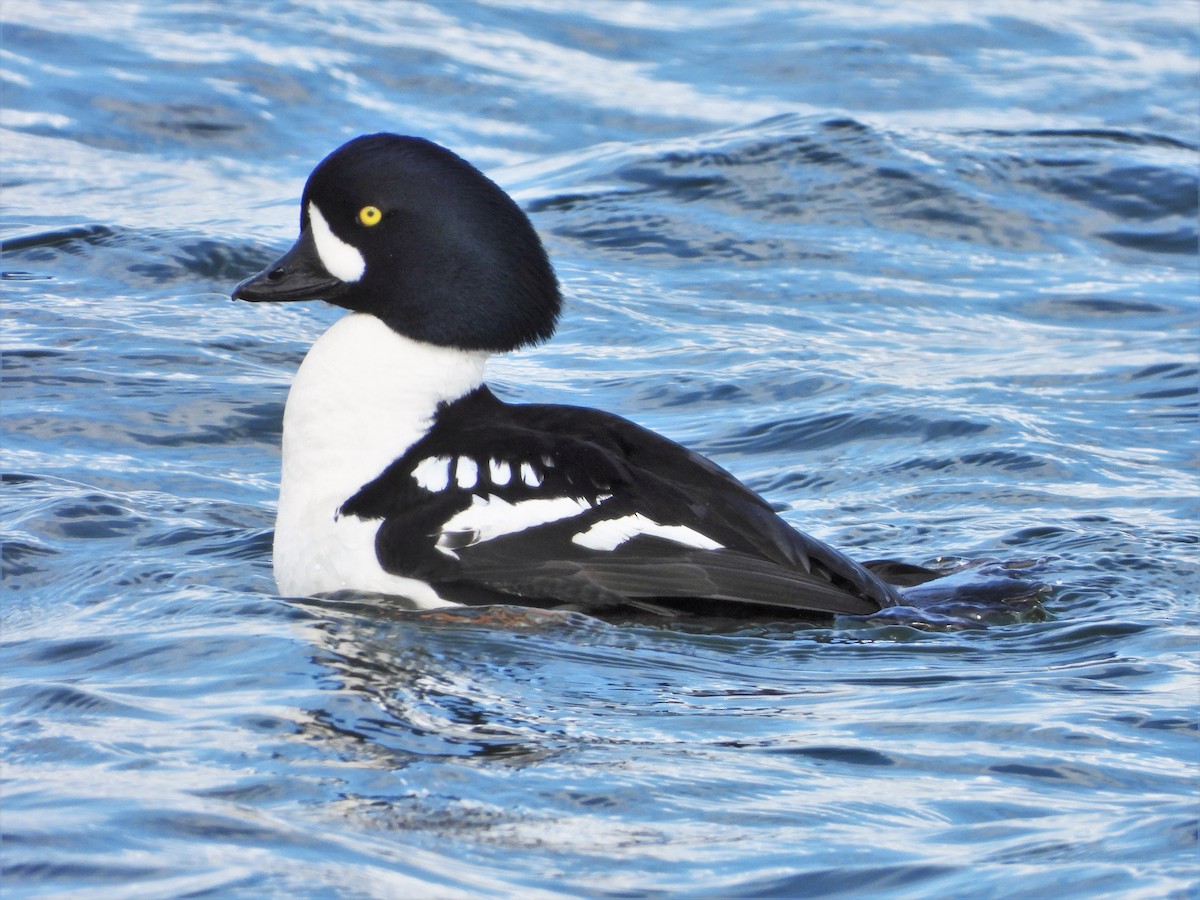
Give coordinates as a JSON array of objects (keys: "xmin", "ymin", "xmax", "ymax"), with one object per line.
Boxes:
[{"xmin": 3, "ymin": 1, "xmax": 1198, "ymax": 897}]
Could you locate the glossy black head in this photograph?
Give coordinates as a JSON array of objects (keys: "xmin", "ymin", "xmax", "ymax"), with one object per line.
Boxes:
[{"xmin": 233, "ymin": 134, "xmax": 561, "ymax": 352}]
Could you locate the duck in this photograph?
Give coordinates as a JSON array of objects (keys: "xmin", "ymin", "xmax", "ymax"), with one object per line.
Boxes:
[{"xmin": 233, "ymin": 133, "xmax": 986, "ymax": 622}]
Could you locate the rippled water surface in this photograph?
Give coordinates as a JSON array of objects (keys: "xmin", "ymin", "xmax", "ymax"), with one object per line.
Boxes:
[{"xmin": 3, "ymin": 1, "xmax": 1198, "ymax": 897}]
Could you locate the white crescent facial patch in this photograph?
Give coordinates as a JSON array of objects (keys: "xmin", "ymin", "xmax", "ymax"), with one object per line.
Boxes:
[{"xmin": 308, "ymin": 201, "xmax": 366, "ymax": 283}]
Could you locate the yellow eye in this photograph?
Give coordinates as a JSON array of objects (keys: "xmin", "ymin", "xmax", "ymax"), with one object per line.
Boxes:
[{"xmin": 358, "ymin": 205, "xmax": 382, "ymax": 227}]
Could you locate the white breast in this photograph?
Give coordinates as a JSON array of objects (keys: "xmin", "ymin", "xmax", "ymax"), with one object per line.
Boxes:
[{"xmin": 272, "ymin": 312, "xmax": 489, "ymax": 603}]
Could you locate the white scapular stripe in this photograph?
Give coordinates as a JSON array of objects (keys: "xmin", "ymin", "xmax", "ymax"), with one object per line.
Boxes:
[
  {"xmin": 439, "ymin": 494, "xmax": 592, "ymax": 547},
  {"xmin": 413, "ymin": 456, "xmax": 452, "ymax": 492},
  {"xmin": 571, "ymin": 514, "xmax": 723, "ymax": 552},
  {"xmin": 308, "ymin": 201, "xmax": 366, "ymax": 282},
  {"xmin": 455, "ymin": 457, "xmax": 478, "ymax": 489}
]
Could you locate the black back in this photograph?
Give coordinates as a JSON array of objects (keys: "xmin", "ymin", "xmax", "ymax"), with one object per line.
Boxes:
[{"xmin": 341, "ymin": 387, "xmax": 903, "ymax": 619}]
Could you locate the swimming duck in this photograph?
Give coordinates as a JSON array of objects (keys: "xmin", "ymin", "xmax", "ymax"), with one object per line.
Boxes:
[{"xmin": 234, "ymin": 133, "xmax": 969, "ymax": 621}]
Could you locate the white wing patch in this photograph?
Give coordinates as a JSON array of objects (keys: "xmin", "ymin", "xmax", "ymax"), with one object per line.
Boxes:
[
  {"xmin": 436, "ymin": 494, "xmax": 596, "ymax": 555},
  {"xmin": 412, "ymin": 456, "xmax": 452, "ymax": 492},
  {"xmin": 519, "ymin": 462, "xmax": 542, "ymax": 487},
  {"xmin": 308, "ymin": 201, "xmax": 366, "ymax": 283},
  {"xmin": 572, "ymin": 514, "xmax": 723, "ymax": 552}
]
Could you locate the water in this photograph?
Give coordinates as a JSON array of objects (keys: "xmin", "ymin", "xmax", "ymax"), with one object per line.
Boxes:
[{"xmin": 3, "ymin": 1, "xmax": 1197, "ymax": 896}]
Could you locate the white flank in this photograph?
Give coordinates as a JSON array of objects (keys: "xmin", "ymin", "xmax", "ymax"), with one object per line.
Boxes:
[
  {"xmin": 308, "ymin": 201, "xmax": 365, "ymax": 282},
  {"xmin": 412, "ymin": 456, "xmax": 452, "ymax": 492},
  {"xmin": 571, "ymin": 514, "xmax": 723, "ymax": 552},
  {"xmin": 438, "ymin": 494, "xmax": 593, "ymax": 548},
  {"xmin": 273, "ymin": 313, "xmax": 489, "ymax": 605}
]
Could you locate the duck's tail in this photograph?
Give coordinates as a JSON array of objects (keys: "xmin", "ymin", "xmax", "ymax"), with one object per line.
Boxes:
[{"xmin": 861, "ymin": 557, "xmax": 1054, "ymax": 628}]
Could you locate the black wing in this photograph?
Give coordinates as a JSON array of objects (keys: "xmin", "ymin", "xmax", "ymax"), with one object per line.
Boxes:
[{"xmin": 341, "ymin": 386, "xmax": 900, "ymax": 619}]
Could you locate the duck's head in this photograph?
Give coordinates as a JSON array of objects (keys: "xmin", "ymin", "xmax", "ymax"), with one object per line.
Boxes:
[{"xmin": 233, "ymin": 134, "xmax": 561, "ymax": 352}]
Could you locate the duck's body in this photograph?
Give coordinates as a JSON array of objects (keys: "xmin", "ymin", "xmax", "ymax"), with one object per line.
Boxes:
[{"xmin": 234, "ymin": 134, "xmax": 972, "ymax": 621}]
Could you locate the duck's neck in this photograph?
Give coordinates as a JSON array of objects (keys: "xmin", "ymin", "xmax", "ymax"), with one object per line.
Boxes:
[{"xmin": 278, "ymin": 313, "xmax": 490, "ymax": 521}]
